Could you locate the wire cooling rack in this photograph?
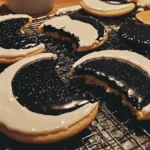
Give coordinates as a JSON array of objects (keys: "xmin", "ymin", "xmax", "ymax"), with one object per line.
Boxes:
[{"xmin": 0, "ymin": 8, "xmax": 150, "ymax": 150}]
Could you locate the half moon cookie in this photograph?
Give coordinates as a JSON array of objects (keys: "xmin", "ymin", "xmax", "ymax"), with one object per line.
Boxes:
[
  {"xmin": 0, "ymin": 53, "xmax": 98, "ymax": 143},
  {"xmin": 80, "ymin": 0, "xmax": 135, "ymax": 17},
  {"xmin": 38, "ymin": 15, "xmax": 107, "ymax": 52},
  {"xmin": 0, "ymin": 14, "xmax": 45, "ymax": 64},
  {"xmin": 72, "ymin": 50, "xmax": 150, "ymax": 120}
]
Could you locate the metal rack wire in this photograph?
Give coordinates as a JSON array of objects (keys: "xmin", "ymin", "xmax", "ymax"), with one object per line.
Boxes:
[{"xmin": 0, "ymin": 9, "xmax": 150, "ymax": 150}]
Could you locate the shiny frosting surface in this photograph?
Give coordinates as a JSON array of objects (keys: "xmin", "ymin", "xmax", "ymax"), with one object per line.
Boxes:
[{"xmin": 0, "ymin": 53, "xmax": 97, "ymax": 134}]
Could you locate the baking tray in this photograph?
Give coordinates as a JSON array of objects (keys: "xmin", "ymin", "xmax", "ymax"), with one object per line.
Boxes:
[{"xmin": 0, "ymin": 6, "xmax": 150, "ymax": 150}]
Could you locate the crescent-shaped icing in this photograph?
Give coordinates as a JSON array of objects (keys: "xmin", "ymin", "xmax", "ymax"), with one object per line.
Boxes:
[
  {"xmin": 0, "ymin": 53, "xmax": 97, "ymax": 134},
  {"xmin": 0, "ymin": 14, "xmax": 31, "ymax": 22},
  {"xmin": 39, "ymin": 15, "xmax": 99, "ymax": 47},
  {"xmin": 0, "ymin": 14, "xmax": 45, "ymax": 57},
  {"xmin": 73, "ymin": 50, "xmax": 150, "ymax": 114},
  {"xmin": 82, "ymin": 0, "xmax": 134, "ymax": 12}
]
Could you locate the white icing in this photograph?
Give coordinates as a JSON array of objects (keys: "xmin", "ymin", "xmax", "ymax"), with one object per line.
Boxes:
[
  {"xmin": 55, "ymin": 5, "xmax": 82, "ymax": 15},
  {"xmin": 39, "ymin": 15, "xmax": 99, "ymax": 47},
  {"xmin": 0, "ymin": 14, "xmax": 30, "ymax": 22},
  {"xmin": 0, "ymin": 53, "xmax": 97, "ymax": 134},
  {"xmin": 0, "ymin": 44, "xmax": 45, "ymax": 57},
  {"xmin": 73, "ymin": 50, "xmax": 150, "ymax": 114},
  {"xmin": 82, "ymin": 0, "xmax": 134, "ymax": 12}
]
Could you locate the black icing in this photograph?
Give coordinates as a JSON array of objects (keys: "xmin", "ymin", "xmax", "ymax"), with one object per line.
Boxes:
[
  {"xmin": 101, "ymin": 0, "xmax": 128, "ymax": 5},
  {"xmin": 43, "ymin": 25, "xmax": 80, "ymax": 48},
  {"xmin": 12, "ymin": 58, "xmax": 91, "ymax": 115},
  {"xmin": 118, "ymin": 21, "xmax": 150, "ymax": 48},
  {"xmin": 74, "ymin": 58, "xmax": 150, "ymax": 109},
  {"xmin": 43, "ymin": 14, "xmax": 105, "ymax": 48},
  {"xmin": 0, "ymin": 18, "xmax": 39, "ymax": 49}
]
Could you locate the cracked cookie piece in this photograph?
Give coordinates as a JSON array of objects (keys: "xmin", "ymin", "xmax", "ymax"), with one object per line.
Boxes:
[
  {"xmin": 0, "ymin": 14, "xmax": 45, "ymax": 64},
  {"xmin": 72, "ymin": 50, "xmax": 150, "ymax": 120},
  {"xmin": 0, "ymin": 53, "xmax": 98, "ymax": 143},
  {"xmin": 80, "ymin": 0, "xmax": 135, "ymax": 17},
  {"xmin": 38, "ymin": 15, "xmax": 107, "ymax": 52}
]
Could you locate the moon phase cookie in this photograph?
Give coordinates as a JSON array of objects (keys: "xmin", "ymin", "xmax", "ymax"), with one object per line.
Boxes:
[
  {"xmin": 38, "ymin": 14, "xmax": 107, "ymax": 52},
  {"xmin": 72, "ymin": 50, "xmax": 150, "ymax": 120},
  {"xmin": 80, "ymin": 0, "xmax": 135, "ymax": 17},
  {"xmin": 0, "ymin": 53, "xmax": 98, "ymax": 143},
  {"xmin": 0, "ymin": 14, "xmax": 45, "ymax": 64}
]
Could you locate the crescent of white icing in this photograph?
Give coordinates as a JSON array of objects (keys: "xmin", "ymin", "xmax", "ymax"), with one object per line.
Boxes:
[
  {"xmin": 0, "ymin": 53, "xmax": 97, "ymax": 134},
  {"xmin": 73, "ymin": 50, "xmax": 150, "ymax": 115},
  {"xmin": 39, "ymin": 15, "xmax": 99, "ymax": 47},
  {"xmin": 82, "ymin": 0, "xmax": 134, "ymax": 12},
  {"xmin": 0, "ymin": 14, "xmax": 31, "ymax": 22},
  {"xmin": 0, "ymin": 14, "xmax": 45, "ymax": 57}
]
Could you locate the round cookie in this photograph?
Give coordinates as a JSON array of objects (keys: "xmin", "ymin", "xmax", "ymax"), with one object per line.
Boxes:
[
  {"xmin": 0, "ymin": 14, "xmax": 45, "ymax": 64},
  {"xmin": 38, "ymin": 14, "xmax": 107, "ymax": 52},
  {"xmin": 136, "ymin": 10, "xmax": 150, "ymax": 25},
  {"xmin": 80, "ymin": 0, "xmax": 136, "ymax": 17},
  {"xmin": 0, "ymin": 53, "xmax": 98, "ymax": 143},
  {"xmin": 72, "ymin": 50, "xmax": 150, "ymax": 120}
]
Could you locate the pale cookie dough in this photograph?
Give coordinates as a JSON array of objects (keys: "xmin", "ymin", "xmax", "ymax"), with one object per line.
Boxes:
[{"xmin": 80, "ymin": 0, "xmax": 135, "ymax": 17}]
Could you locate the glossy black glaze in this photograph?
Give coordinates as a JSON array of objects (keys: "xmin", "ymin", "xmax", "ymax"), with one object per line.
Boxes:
[
  {"xmin": 118, "ymin": 21, "xmax": 150, "ymax": 47},
  {"xmin": 12, "ymin": 59, "xmax": 91, "ymax": 115},
  {"xmin": 101, "ymin": 0, "xmax": 128, "ymax": 5},
  {"xmin": 43, "ymin": 14, "xmax": 105, "ymax": 48},
  {"xmin": 0, "ymin": 18, "xmax": 39, "ymax": 49},
  {"xmin": 74, "ymin": 58, "xmax": 150, "ymax": 109}
]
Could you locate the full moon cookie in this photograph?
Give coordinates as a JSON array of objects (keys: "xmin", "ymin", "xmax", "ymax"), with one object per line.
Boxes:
[
  {"xmin": 38, "ymin": 14, "xmax": 107, "ymax": 52},
  {"xmin": 72, "ymin": 50, "xmax": 150, "ymax": 120},
  {"xmin": 0, "ymin": 14, "xmax": 45, "ymax": 64},
  {"xmin": 80, "ymin": 0, "xmax": 135, "ymax": 17},
  {"xmin": 0, "ymin": 53, "xmax": 98, "ymax": 143}
]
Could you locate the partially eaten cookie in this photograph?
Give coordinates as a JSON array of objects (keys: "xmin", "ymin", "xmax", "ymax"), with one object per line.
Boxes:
[
  {"xmin": 72, "ymin": 50, "xmax": 150, "ymax": 120},
  {"xmin": 38, "ymin": 14, "xmax": 107, "ymax": 52}
]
